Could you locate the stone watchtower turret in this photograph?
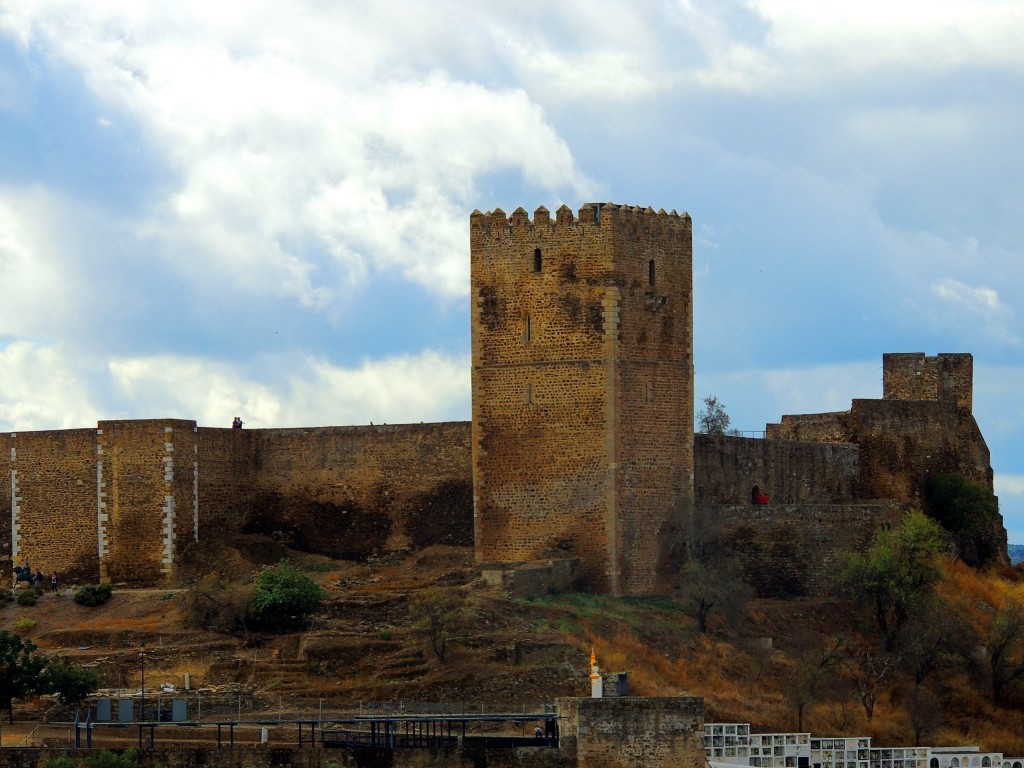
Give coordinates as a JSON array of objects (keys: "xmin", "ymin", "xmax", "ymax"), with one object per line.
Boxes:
[{"xmin": 470, "ymin": 203, "xmax": 694, "ymax": 595}]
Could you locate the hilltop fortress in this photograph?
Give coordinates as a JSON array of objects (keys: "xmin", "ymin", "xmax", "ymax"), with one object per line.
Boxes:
[{"xmin": 1, "ymin": 204, "xmax": 1002, "ymax": 595}]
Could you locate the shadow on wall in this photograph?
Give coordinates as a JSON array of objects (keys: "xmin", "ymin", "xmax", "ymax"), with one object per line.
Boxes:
[
  {"xmin": 406, "ymin": 480, "xmax": 474, "ymax": 549},
  {"xmin": 245, "ymin": 492, "xmax": 393, "ymax": 560},
  {"xmin": 242, "ymin": 479, "xmax": 474, "ymax": 561}
]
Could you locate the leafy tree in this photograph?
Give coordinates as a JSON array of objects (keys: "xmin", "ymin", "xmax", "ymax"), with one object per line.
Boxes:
[
  {"xmin": 45, "ymin": 658, "xmax": 99, "ymax": 707},
  {"xmin": 250, "ymin": 561, "xmax": 325, "ymax": 631},
  {"xmin": 0, "ymin": 631, "xmax": 49, "ymax": 723},
  {"xmin": 836, "ymin": 511, "xmax": 948, "ymax": 650},
  {"xmin": 926, "ymin": 472, "xmax": 1002, "ymax": 566},
  {"xmin": 697, "ymin": 395, "xmax": 741, "ymax": 436},
  {"xmin": 987, "ymin": 599, "xmax": 1024, "ymax": 704},
  {"xmin": 678, "ymin": 506, "xmax": 751, "ymax": 633}
]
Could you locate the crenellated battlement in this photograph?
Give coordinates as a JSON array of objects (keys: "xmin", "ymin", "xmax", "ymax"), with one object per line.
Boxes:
[{"xmin": 470, "ymin": 202, "xmax": 691, "ymax": 241}]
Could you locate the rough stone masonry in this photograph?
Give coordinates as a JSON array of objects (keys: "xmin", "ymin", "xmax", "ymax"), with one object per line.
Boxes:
[{"xmin": 0, "ymin": 205, "xmax": 1004, "ymax": 594}]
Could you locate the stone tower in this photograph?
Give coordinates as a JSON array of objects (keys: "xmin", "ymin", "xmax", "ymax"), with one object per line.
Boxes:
[{"xmin": 470, "ymin": 203, "xmax": 694, "ymax": 595}]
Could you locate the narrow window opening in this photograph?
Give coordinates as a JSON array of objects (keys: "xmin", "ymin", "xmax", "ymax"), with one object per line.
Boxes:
[
  {"xmin": 525, "ymin": 382, "xmax": 533, "ymax": 405},
  {"xmin": 648, "ymin": 259, "xmax": 656, "ymax": 287},
  {"xmin": 644, "ymin": 380, "xmax": 653, "ymax": 403},
  {"xmin": 533, "ymin": 248, "xmax": 542, "ymax": 273},
  {"xmin": 524, "ymin": 313, "xmax": 532, "ymax": 343}
]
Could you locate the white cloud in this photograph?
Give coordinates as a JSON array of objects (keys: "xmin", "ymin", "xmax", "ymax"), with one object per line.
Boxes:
[
  {"xmin": 997, "ymin": 475, "xmax": 1024, "ymax": 497},
  {"xmin": 0, "ymin": 342, "xmax": 106, "ymax": 429},
  {"xmin": 0, "ymin": 189, "xmax": 83, "ymax": 339},
  {"xmin": 0, "ymin": 340, "xmax": 469, "ymax": 431},
  {"xmin": 3, "ymin": 2, "xmax": 593, "ymax": 307},
  {"xmin": 750, "ymin": 1, "xmax": 1024, "ymax": 81},
  {"xmin": 108, "ymin": 349, "xmax": 470, "ymax": 429},
  {"xmin": 931, "ymin": 278, "xmax": 1018, "ymax": 345},
  {"xmin": 696, "ymin": 360, "xmax": 882, "ymax": 434},
  {"xmin": 932, "ymin": 279, "xmax": 1009, "ymax": 317}
]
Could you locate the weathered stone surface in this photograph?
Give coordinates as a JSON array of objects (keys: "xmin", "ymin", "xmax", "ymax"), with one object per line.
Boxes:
[
  {"xmin": 707, "ymin": 502, "xmax": 903, "ymax": 598},
  {"xmin": 556, "ymin": 695, "xmax": 705, "ymax": 768},
  {"xmin": 470, "ymin": 204, "xmax": 694, "ymax": 596},
  {"xmin": 694, "ymin": 435, "xmax": 859, "ymax": 505},
  {"xmin": 0, "ymin": 208, "xmax": 1004, "ymax": 597}
]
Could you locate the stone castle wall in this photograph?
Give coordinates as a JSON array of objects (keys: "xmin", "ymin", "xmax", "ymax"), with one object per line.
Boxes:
[
  {"xmin": 768, "ymin": 400, "xmax": 991, "ymax": 504},
  {"xmin": 247, "ymin": 422, "xmax": 472, "ymax": 556},
  {"xmin": 883, "ymin": 352, "xmax": 973, "ymax": 410},
  {"xmin": 3, "ymin": 428, "xmax": 98, "ymax": 583},
  {"xmin": 471, "ymin": 204, "xmax": 693, "ymax": 595},
  {"xmin": 766, "ymin": 411, "xmax": 852, "ymax": 443},
  {"xmin": 556, "ymin": 696, "xmax": 705, "ymax": 768},
  {"xmin": 3, "ymin": 422, "xmax": 471, "ymax": 585},
  {"xmin": 195, "ymin": 427, "xmax": 257, "ymax": 537},
  {"xmin": 707, "ymin": 502, "xmax": 904, "ymax": 598},
  {"xmin": 98, "ymin": 420, "xmax": 199, "ymax": 585},
  {"xmin": 694, "ymin": 434, "xmax": 859, "ymax": 504}
]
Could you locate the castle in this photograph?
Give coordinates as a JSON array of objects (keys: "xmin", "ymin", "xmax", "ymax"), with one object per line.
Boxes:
[{"xmin": 1, "ymin": 204, "xmax": 1002, "ymax": 594}]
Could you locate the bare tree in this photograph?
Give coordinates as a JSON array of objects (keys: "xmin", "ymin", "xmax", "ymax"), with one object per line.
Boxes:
[
  {"xmin": 678, "ymin": 506, "xmax": 751, "ymax": 633},
  {"xmin": 848, "ymin": 646, "xmax": 901, "ymax": 721},
  {"xmin": 988, "ymin": 600, "xmax": 1024, "ymax": 704},
  {"xmin": 904, "ymin": 686, "xmax": 942, "ymax": 746},
  {"xmin": 785, "ymin": 636, "xmax": 845, "ymax": 731},
  {"xmin": 413, "ymin": 589, "xmax": 463, "ymax": 663},
  {"xmin": 897, "ymin": 596, "xmax": 977, "ymax": 685}
]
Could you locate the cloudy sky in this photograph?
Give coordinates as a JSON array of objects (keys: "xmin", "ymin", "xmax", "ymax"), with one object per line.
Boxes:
[{"xmin": 1, "ymin": 1, "xmax": 1022, "ymax": 539}]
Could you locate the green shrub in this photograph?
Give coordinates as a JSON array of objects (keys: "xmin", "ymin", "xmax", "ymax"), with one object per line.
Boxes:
[
  {"xmin": 0, "ymin": 588, "xmax": 12, "ymax": 603},
  {"xmin": 84, "ymin": 749, "xmax": 137, "ymax": 768},
  {"xmin": 14, "ymin": 618, "xmax": 36, "ymax": 632},
  {"xmin": 44, "ymin": 755, "xmax": 77, "ymax": 768},
  {"xmin": 249, "ymin": 561, "xmax": 324, "ymax": 631},
  {"xmin": 16, "ymin": 589, "xmax": 37, "ymax": 607},
  {"xmin": 73, "ymin": 584, "xmax": 113, "ymax": 607}
]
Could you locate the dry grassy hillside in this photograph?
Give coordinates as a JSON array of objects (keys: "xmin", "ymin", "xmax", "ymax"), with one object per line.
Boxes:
[{"xmin": 5, "ymin": 536, "xmax": 1024, "ymax": 755}]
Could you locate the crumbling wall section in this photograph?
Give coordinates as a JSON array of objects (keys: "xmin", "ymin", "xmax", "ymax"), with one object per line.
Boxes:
[
  {"xmin": 708, "ymin": 501, "xmax": 904, "ymax": 598},
  {"xmin": 766, "ymin": 411, "xmax": 853, "ymax": 442},
  {"xmin": 851, "ymin": 398, "xmax": 992, "ymax": 502}
]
